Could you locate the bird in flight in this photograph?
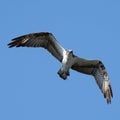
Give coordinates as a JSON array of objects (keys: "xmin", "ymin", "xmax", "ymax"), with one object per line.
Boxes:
[{"xmin": 8, "ymin": 32, "xmax": 113, "ymax": 104}]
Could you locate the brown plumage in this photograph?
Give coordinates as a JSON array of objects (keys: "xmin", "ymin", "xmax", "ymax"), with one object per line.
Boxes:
[{"xmin": 8, "ymin": 32, "xmax": 113, "ymax": 104}]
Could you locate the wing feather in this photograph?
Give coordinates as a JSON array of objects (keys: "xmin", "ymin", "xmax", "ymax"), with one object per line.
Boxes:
[
  {"xmin": 92, "ymin": 62, "xmax": 113, "ymax": 103},
  {"xmin": 72, "ymin": 57, "xmax": 113, "ymax": 104},
  {"xmin": 8, "ymin": 32, "xmax": 65, "ymax": 62}
]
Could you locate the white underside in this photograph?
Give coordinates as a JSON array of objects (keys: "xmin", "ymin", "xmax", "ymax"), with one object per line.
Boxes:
[
  {"xmin": 61, "ymin": 51, "xmax": 75, "ymax": 72},
  {"xmin": 57, "ymin": 50, "xmax": 75, "ymax": 79}
]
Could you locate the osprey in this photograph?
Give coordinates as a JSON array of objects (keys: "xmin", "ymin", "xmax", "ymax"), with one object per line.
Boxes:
[{"xmin": 8, "ymin": 32, "xmax": 113, "ymax": 104}]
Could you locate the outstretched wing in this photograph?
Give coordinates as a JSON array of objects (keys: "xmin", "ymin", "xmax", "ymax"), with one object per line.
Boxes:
[
  {"xmin": 8, "ymin": 32, "xmax": 65, "ymax": 62},
  {"xmin": 72, "ymin": 57, "xmax": 113, "ymax": 104}
]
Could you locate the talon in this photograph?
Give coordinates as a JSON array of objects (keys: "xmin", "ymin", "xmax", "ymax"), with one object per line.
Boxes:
[
  {"xmin": 67, "ymin": 71, "xmax": 70, "ymax": 76},
  {"xmin": 62, "ymin": 73, "xmax": 67, "ymax": 80},
  {"xmin": 57, "ymin": 69, "xmax": 63, "ymax": 75},
  {"xmin": 57, "ymin": 69, "xmax": 69, "ymax": 80}
]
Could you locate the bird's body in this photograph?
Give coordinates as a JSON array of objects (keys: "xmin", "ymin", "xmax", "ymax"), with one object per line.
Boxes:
[{"xmin": 8, "ymin": 32, "xmax": 113, "ymax": 104}]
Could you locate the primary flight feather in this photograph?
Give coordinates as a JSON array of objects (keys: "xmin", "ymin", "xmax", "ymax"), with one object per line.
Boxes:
[{"xmin": 8, "ymin": 32, "xmax": 113, "ymax": 104}]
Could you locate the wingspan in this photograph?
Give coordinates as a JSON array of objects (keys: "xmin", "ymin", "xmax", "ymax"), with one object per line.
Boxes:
[
  {"xmin": 72, "ymin": 57, "xmax": 113, "ymax": 104},
  {"xmin": 8, "ymin": 32, "xmax": 65, "ymax": 62}
]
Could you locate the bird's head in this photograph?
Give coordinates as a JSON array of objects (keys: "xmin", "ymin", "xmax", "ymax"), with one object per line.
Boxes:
[
  {"xmin": 66, "ymin": 50, "xmax": 73, "ymax": 56},
  {"xmin": 69, "ymin": 50, "xmax": 73, "ymax": 54}
]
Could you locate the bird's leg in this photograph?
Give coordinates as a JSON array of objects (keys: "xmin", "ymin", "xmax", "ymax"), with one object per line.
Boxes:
[{"xmin": 57, "ymin": 67, "xmax": 70, "ymax": 80}]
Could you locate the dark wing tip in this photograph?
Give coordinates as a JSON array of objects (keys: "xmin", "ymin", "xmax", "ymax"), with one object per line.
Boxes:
[
  {"xmin": 102, "ymin": 85, "xmax": 113, "ymax": 104},
  {"xmin": 104, "ymin": 84, "xmax": 113, "ymax": 104},
  {"xmin": 8, "ymin": 41, "xmax": 19, "ymax": 48},
  {"xmin": 93, "ymin": 61, "xmax": 113, "ymax": 104},
  {"xmin": 8, "ymin": 43, "xmax": 13, "ymax": 48},
  {"xmin": 8, "ymin": 35, "xmax": 27, "ymax": 48},
  {"xmin": 103, "ymin": 72, "xmax": 113, "ymax": 104},
  {"xmin": 8, "ymin": 32, "xmax": 52, "ymax": 48},
  {"xmin": 8, "ymin": 42, "xmax": 22, "ymax": 48}
]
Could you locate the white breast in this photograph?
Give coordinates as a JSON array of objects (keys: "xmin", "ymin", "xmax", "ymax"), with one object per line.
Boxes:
[{"xmin": 62, "ymin": 50, "xmax": 75, "ymax": 70}]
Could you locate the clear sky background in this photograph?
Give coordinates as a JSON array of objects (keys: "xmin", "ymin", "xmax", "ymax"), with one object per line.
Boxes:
[{"xmin": 1, "ymin": 0, "xmax": 120, "ymax": 120}]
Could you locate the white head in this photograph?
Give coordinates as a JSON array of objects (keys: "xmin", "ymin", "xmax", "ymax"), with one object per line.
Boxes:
[
  {"xmin": 67, "ymin": 49, "xmax": 73, "ymax": 54},
  {"xmin": 64, "ymin": 50, "xmax": 73, "ymax": 58}
]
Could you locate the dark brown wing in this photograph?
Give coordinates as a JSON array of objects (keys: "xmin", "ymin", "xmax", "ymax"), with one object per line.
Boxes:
[
  {"xmin": 8, "ymin": 32, "xmax": 65, "ymax": 62},
  {"xmin": 72, "ymin": 57, "xmax": 113, "ymax": 104}
]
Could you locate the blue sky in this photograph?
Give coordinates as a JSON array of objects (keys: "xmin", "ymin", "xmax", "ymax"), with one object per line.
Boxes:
[{"xmin": 1, "ymin": 0, "xmax": 120, "ymax": 119}]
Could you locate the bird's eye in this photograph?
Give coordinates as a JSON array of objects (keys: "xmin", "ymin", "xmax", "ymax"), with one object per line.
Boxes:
[{"xmin": 70, "ymin": 51, "xmax": 73, "ymax": 54}]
